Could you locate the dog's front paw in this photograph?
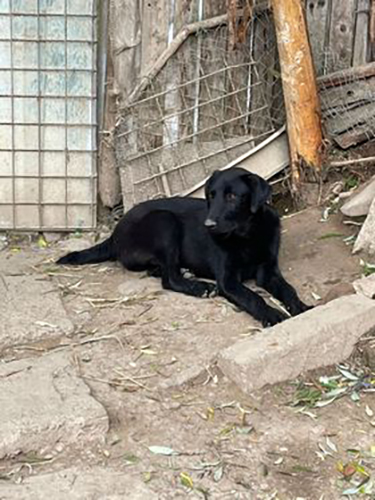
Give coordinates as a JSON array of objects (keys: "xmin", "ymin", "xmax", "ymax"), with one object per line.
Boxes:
[
  {"xmin": 190, "ymin": 281, "xmax": 217, "ymax": 298},
  {"xmin": 201, "ymin": 282, "xmax": 217, "ymax": 298},
  {"xmin": 262, "ymin": 308, "xmax": 288, "ymax": 327},
  {"xmin": 288, "ymin": 301, "xmax": 313, "ymax": 316}
]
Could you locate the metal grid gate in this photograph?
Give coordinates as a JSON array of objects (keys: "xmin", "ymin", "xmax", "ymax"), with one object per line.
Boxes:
[{"xmin": 0, "ymin": 0, "xmax": 97, "ymax": 231}]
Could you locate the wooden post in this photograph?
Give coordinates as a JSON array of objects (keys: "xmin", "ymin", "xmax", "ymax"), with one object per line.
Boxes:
[{"xmin": 271, "ymin": 0, "xmax": 324, "ymax": 197}]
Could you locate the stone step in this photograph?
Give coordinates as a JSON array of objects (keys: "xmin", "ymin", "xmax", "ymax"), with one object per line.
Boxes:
[
  {"xmin": 0, "ymin": 351, "xmax": 108, "ymax": 459},
  {"xmin": 218, "ymin": 294, "xmax": 375, "ymax": 394},
  {"xmin": 0, "ymin": 467, "xmax": 151, "ymax": 500}
]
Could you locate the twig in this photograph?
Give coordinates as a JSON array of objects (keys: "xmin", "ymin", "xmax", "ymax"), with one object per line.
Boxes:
[
  {"xmin": 0, "ymin": 274, "xmax": 8, "ymax": 292},
  {"xmin": 82, "ymin": 374, "xmax": 152, "ymax": 392},
  {"xmin": 76, "ymin": 334, "xmax": 125, "ymax": 352},
  {"xmin": 137, "ymin": 304, "xmax": 154, "ymax": 317},
  {"xmin": 281, "ymin": 208, "xmax": 309, "ymax": 220},
  {"xmin": 330, "ymin": 156, "xmax": 375, "ymax": 168},
  {"xmin": 82, "ymin": 375, "xmax": 125, "ymax": 387}
]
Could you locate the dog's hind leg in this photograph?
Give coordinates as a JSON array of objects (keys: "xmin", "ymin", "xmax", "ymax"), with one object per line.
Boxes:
[{"xmin": 148, "ymin": 212, "xmax": 216, "ymax": 298}]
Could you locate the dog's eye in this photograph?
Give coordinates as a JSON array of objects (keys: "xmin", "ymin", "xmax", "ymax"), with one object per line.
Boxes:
[
  {"xmin": 208, "ymin": 192, "xmax": 215, "ymax": 200},
  {"xmin": 226, "ymin": 193, "xmax": 237, "ymax": 202}
]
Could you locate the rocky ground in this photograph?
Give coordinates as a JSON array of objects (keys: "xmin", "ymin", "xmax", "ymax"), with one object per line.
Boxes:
[{"xmin": 1, "ymin": 206, "xmax": 375, "ymax": 500}]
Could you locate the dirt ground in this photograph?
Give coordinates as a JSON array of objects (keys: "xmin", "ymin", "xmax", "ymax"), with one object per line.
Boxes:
[{"xmin": 1, "ymin": 200, "xmax": 375, "ymax": 500}]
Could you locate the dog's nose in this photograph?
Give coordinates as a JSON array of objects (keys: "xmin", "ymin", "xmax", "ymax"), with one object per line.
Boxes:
[{"xmin": 204, "ymin": 218, "xmax": 217, "ymax": 228}]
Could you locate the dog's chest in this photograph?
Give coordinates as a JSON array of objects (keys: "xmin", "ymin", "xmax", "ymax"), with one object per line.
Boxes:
[{"xmin": 235, "ymin": 232, "xmax": 271, "ymax": 270}]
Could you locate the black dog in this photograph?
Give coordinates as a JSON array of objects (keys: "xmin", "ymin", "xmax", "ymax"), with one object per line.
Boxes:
[{"xmin": 57, "ymin": 167, "xmax": 310, "ymax": 326}]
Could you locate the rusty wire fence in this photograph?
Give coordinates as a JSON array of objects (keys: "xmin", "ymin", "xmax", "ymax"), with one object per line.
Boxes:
[{"xmin": 115, "ymin": 5, "xmax": 285, "ymax": 211}]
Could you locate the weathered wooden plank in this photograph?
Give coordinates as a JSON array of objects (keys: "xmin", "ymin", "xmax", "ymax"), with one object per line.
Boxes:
[
  {"xmin": 305, "ymin": 0, "xmax": 332, "ymax": 75},
  {"xmin": 109, "ymin": 0, "xmax": 141, "ymax": 99},
  {"xmin": 370, "ymin": 0, "xmax": 375, "ymax": 60},
  {"xmin": 140, "ymin": 0, "xmax": 169, "ymax": 77},
  {"xmin": 204, "ymin": 0, "xmax": 226, "ymax": 18},
  {"xmin": 318, "ymin": 61, "xmax": 375, "ymax": 88},
  {"xmin": 353, "ymin": 0, "xmax": 370, "ymax": 66},
  {"xmin": 325, "ymin": 101, "xmax": 375, "ymax": 135},
  {"xmin": 98, "ymin": 35, "xmax": 121, "ymax": 208},
  {"xmin": 320, "ymin": 78, "xmax": 375, "ymax": 111},
  {"xmin": 334, "ymin": 120, "xmax": 375, "ymax": 149},
  {"xmin": 327, "ymin": 0, "xmax": 356, "ymax": 72},
  {"xmin": 250, "ymin": 13, "xmax": 275, "ymax": 138}
]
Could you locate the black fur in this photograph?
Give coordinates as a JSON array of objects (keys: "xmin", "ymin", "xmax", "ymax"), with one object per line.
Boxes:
[{"xmin": 57, "ymin": 167, "xmax": 310, "ymax": 326}]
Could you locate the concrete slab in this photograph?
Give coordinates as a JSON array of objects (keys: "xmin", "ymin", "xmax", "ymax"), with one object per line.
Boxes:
[
  {"xmin": 341, "ymin": 176, "xmax": 375, "ymax": 217},
  {"xmin": 218, "ymin": 295, "xmax": 375, "ymax": 394},
  {"xmin": 354, "ymin": 196, "xmax": 375, "ymax": 255},
  {"xmin": 0, "ymin": 275, "xmax": 74, "ymax": 350},
  {"xmin": 354, "ymin": 273, "xmax": 375, "ymax": 299},
  {"xmin": 0, "ymin": 352, "xmax": 108, "ymax": 459},
  {"xmin": 0, "ymin": 467, "xmax": 151, "ymax": 500}
]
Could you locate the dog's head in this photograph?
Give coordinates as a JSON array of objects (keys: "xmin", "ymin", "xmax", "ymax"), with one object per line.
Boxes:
[{"xmin": 204, "ymin": 167, "xmax": 271, "ymax": 236}]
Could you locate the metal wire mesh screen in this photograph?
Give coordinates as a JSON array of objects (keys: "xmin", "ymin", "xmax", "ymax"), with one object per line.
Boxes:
[
  {"xmin": 115, "ymin": 7, "xmax": 285, "ymax": 211},
  {"xmin": 0, "ymin": 0, "xmax": 97, "ymax": 231}
]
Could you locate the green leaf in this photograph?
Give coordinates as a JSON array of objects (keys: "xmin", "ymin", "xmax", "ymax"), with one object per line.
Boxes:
[
  {"xmin": 360, "ymin": 259, "xmax": 375, "ymax": 277},
  {"xmin": 236, "ymin": 425, "xmax": 254, "ymax": 435},
  {"xmin": 292, "ymin": 465, "xmax": 315, "ymax": 473},
  {"xmin": 343, "ymin": 485, "xmax": 361, "ymax": 495},
  {"xmin": 143, "ymin": 472, "xmax": 152, "ymax": 483},
  {"xmin": 148, "ymin": 445, "xmax": 178, "ymax": 456},
  {"xmin": 293, "ymin": 386, "xmax": 322, "ymax": 407},
  {"xmin": 319, "ymin": 376, "xmax": 339, "ymax": 390},
  {"xmin": 37, "ymin": 235, "xmax": 48, "ymax": 248},
  {"xmin": 213, "ymin": 465, "xmax": 224, "ymax": 482},
  {"xmin": 318, "ymin": 232, "xmax": 345, "ymax": 240},
  {"xmin": 314, "ymin": 397, "xmax": 337, "ymax": 408},
  {"xmin": 337, "ymin": 366, "xmax": 359, "ymax": 381},
  {"xmin": 351, "ymin": 391, "xmax": 360, "ymax": 402},
  {"xmin": 123, "ymin": 453, "xmax": 139, "ymax": 465},
  {"xmin": 344, "ymin": 176, "xmax": 359, "ymax": 190},
  {"xmin": 180, "ymin": 472, "xmax": 194, "ymax": 489}
]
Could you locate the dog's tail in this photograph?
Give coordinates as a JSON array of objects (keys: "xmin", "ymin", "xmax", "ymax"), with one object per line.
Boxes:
[{"xmin": 56, "ymin": 236, "xmax": 116, "ymax": 265}]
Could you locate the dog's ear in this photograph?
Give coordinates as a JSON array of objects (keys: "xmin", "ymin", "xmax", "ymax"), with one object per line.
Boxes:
[
  {"xmin": 204, "ymin": 170, "xmax": 220, "ymax": 200},
  {"xmin": 245, "ymin": 174, "xmax": 271, "ymax": 213}
]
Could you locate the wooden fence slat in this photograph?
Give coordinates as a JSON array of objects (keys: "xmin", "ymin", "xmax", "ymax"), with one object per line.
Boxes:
[
  {"xmin": 305, "ymin": 0, "xmax": 332, "ymax": 75},
  {"xmin": 327, "ymin": 0, "xmax": 357, "ymax": 72},
  {"xmin": 251, "ymin": 14, "xmax": 275, "ymax": 137},
  {"xmin": 353, "ymin": 0, "xmax": 370, "ymax": 66}
]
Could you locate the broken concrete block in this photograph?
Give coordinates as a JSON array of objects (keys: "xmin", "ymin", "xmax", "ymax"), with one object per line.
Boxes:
[
  {"xmin": 218, "ymin": 295, "xmax": 375, "ymax": 394},
  {"xmin": 0, "ymin": 352, "xmax": 108, "ymax": 459},
  {"xmin": 321, "ymin": 282, "xmax": 355, "ymax": 304},
  {"xmin": 353, "ymin": 196, "xmax": 375, "ymax": 255},
  {"xmin": 341, "ymin": 176, "xmax": 375, "ymax": 217},
  {"xmin": 0, "ymin": 275, "xmax": 74, "ymax": 350},
  {"xmin": 354, "ymin": 274, "xmax": 375, "ymax": 299},
  {"xmin": 0, "ymin": 467, "xmax": 151, "ymax": 500}
]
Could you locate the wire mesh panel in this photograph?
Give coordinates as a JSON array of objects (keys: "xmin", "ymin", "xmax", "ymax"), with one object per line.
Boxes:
[
  {"xmin": 320, "ymin": 67, "xmax": 375, "ymax": 149},
  {"xmin": 116, "ymin": 6, "xmax": 285, "ymax": 211},
  {"xmin": 0, "ymin": 0, "xmax": 97, "ymax": 230}
]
